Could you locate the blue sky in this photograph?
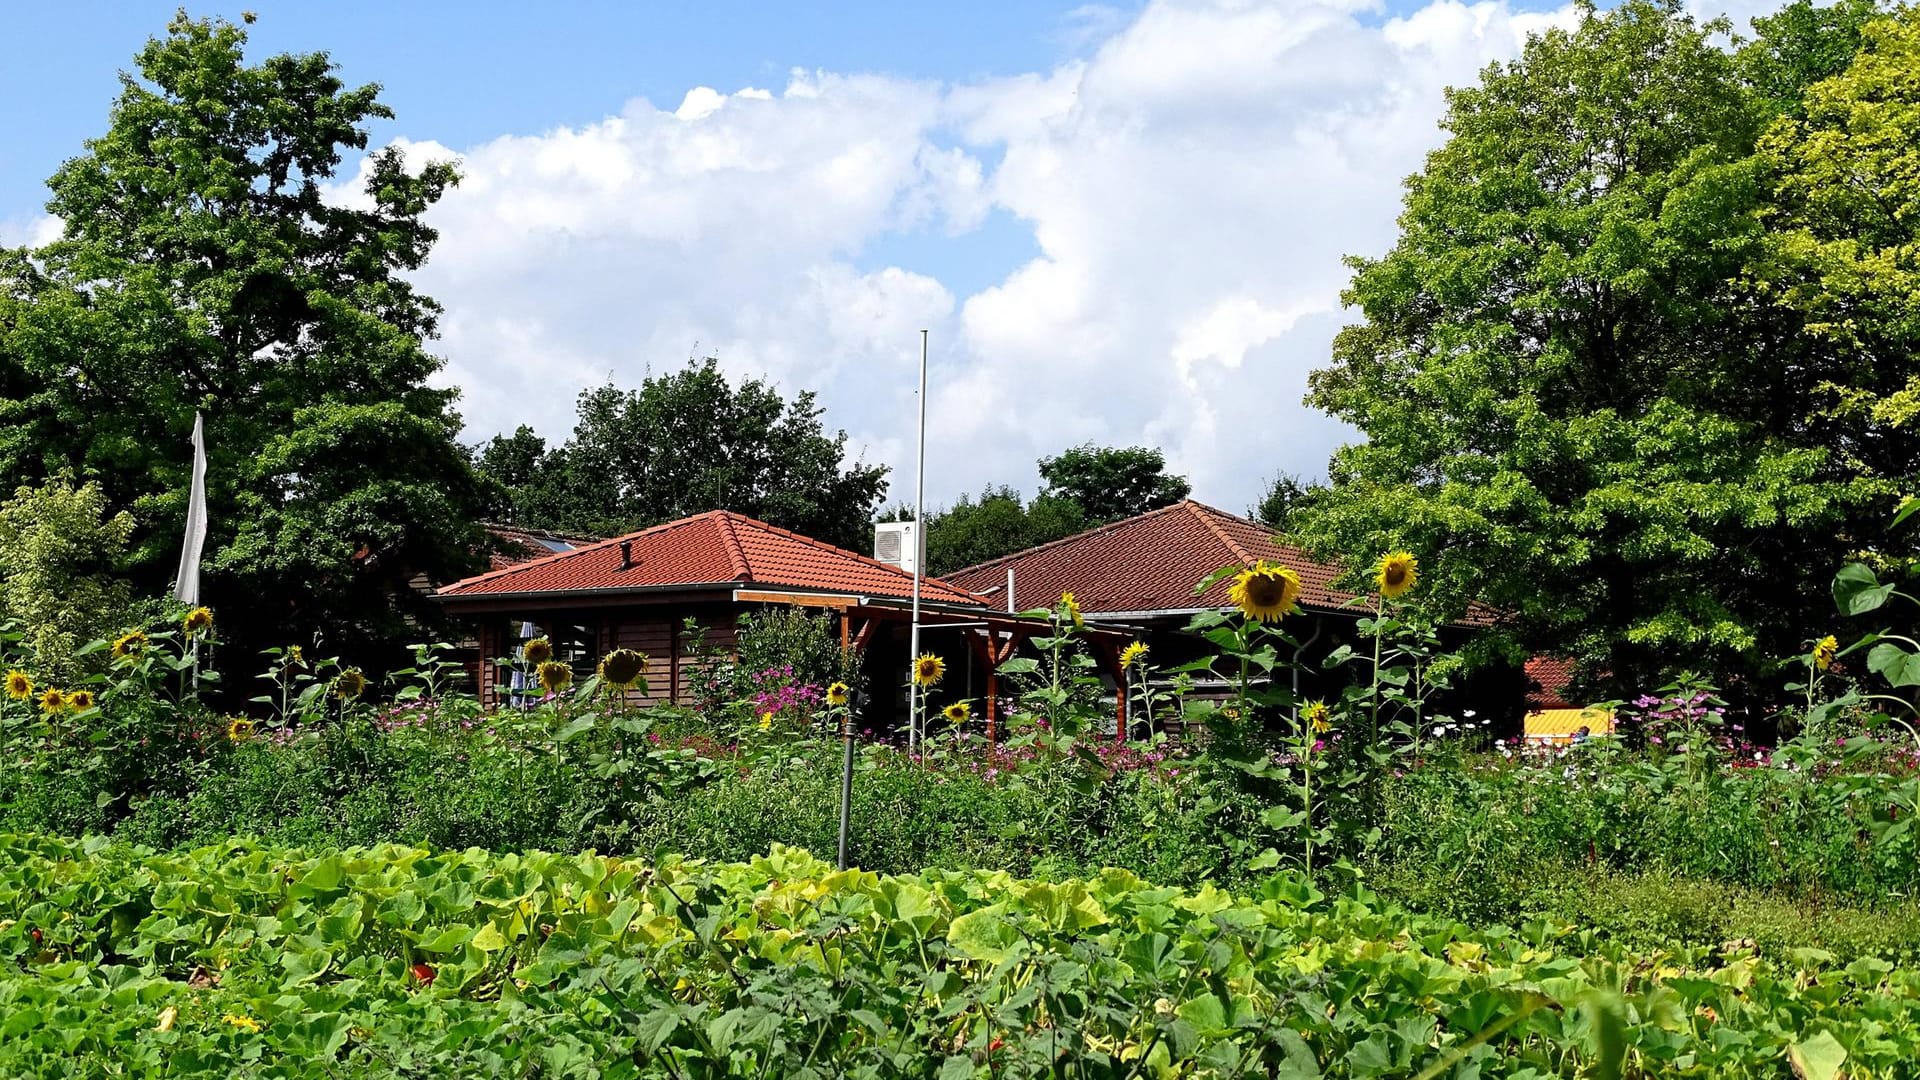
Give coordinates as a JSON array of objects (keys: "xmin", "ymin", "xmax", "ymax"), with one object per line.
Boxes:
[{"xmin": 0, "ymin": 0, "xmax": 1763, "ymax": 510}]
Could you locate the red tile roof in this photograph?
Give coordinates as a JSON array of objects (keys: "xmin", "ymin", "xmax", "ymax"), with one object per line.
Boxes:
[
  {"xmin": 1525, "ymin": 656, "xmax": 1580, "ymax": 710},
  {"xmin": 442, "ymin": 511, "xmax": 985, "ymax": 605},
  {"xmin": 947, "ymin": 500, "xmax": 1360, "ymax": 615}
]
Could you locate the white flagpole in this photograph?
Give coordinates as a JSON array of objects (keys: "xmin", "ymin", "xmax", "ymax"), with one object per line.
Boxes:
[{"xmin": 907, "ymin": 330, "xmax": 928, "ymax": 751}]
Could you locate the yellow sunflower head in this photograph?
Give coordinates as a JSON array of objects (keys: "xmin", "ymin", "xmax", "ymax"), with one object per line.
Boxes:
[
  {"xmin": 1060, "ymin": 592, "xmax": 1084, "ymax": 628},
  {"xmin": 226, "ymin": 717, "xmax": 256, "ymax": 743},
  {"xmin": 826, "ymin": 681, "xmax": 851, "ymax": 707},
  {"xmin": 1119, "ymin": 642, "xmax": 1149, "ymax": 671},
  {"xmin": 5, "ymin": 670, "xmax": 33, "ymax": 701},
  {"xmin": 536, "ymin": 660, "xmax": 573, "ymax": 695},
  {"xmin": 38, "ymin": 687, "xmax": 66, "ymax": 715},
  {"xmin": 522, "ymin": 637, "xmax": 553, "ymax": 665},
  {"xmin": 942, "ymin": 701, "xmax": 972, "ymax": 724},
  {"xmin": 912, "ymin": 653, "xmax": 946, "ymax": 687},
  {"xmin": 1229, "ymin": 562, "xmax": 1301, "ymax": 623},
  {"xmin": 1813, "ymin": 634, "xmax": 1839, "ymax": 672},
  {"xmin": 182, "ymin": 607, "xmax": 214, "ymax": 637},
  {"xmin": 285, "ymin": 645, "xmax": 304, "ymax": 667},
  {"xmin": 66, "ymin": 689, "xmax": 96, "ymax": 712},
  {"xmin": 111, "ymin": 630, "xmax": 148, "ymax": 660},
  {"xmin": 1301, "ymin": 700, "xmax": 1331, "ymax": 734},
  {"xmin": 333, "ymin": 668, "xmax": 367, "ymax": 700},
  {"xmin": 597, "ymin": 648, "xmax": 648, "ymax": 690},
  {"xmin": 1375, "ymin": 551, "xmax": 1418, "ymax": 599}
]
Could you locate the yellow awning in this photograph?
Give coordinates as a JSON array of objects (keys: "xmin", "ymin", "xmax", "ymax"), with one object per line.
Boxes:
[{"xmin": 1524, "ymin": 707, "xmax": 1613, "ymax": 740}]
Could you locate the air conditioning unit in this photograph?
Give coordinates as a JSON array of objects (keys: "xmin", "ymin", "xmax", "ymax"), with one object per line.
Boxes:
[{"xmin": 873, "ymin": 520, "xmax": 924, "ymax": 576}]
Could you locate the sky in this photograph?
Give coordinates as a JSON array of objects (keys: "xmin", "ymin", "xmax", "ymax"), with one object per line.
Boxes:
[{"xmin": 1, "ymin": 0, "xmax": 1788, "ymax": 516}]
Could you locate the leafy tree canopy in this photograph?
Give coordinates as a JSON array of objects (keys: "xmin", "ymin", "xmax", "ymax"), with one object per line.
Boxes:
[
  {"xmin": 0, "ymin": 14, "xmax": 487, "ymax": 668},
  {"xmin": 1299, "ymin": 0, "xmax": 1900, "ymax": 698},
  {"xmin": 478, "ymin": 358, "xmax": 889, "ymax": 552},
  {"xmin": 1251, "ymin": 472, "xmax": 1324, "ymax": 533},
  {"xmin": 885, "ymin": 485, "xmax": 1089, "ymax": 577},
  {"xmin": 0, "ymin": 476, "xmax": 136, "ymax": 679},
  {"xmin": 1037, "ymin": 444, "xmax": 1191, "ymax": 525}
]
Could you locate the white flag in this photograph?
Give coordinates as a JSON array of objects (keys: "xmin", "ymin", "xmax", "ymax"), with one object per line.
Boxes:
[{"xmin": 173, "ymin": 411, "xmax": 209, "ymax": 605}]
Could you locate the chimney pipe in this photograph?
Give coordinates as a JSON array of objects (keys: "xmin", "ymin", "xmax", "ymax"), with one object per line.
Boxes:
[
  {"xmin": 1006, "ymin": 567, "xmax": 1015, "ymax": 613},
  {"xmin": 619, "ymin": 540, "xmax": 633, "ymax": 570}
]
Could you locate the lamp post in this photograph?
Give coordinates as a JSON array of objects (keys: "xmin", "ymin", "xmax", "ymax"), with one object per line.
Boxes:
[{"xmin": 837, "ymin": 689, "xmax": 865, "ymax": 870}]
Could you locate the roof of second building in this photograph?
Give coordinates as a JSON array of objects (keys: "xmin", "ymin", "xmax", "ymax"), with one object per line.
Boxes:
[
  {"xmin": 444, "ymin": 510, "xmax": 985, "ymax": 605},
  {"xmin": 947, "ymin": 500, "xmax": 1357, "ymax": 615}
]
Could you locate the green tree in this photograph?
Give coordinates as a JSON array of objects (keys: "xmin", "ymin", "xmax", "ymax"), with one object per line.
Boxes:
[
  {"xmin": 894, "ymin": 485, "xmax": 1088, "ymax": 576},
  {"xmin": 481, "ymin": 358, "xmax": 889, "ymax": 551},
  {"xmin": 1036, "ymin": 444, "xmax": 1190, "ymax": 525},
  {"xmin": 1251, "ymin": 472, "xmax": 1323, "ymax": 533},
  {"xmin": 0, "ymin": 14, "xmax": 486, "ymax": 667},
  {"xmin": 1761, "ymin": 6, "xmax": 1920, "ymax": 435},
  {"xmin": 0, "ymin": 476, "xmax": 135, "ymax": 678},
  {"xmin": 1300, "ymin": 0, "xmax": 1895, "ymax": 697}
]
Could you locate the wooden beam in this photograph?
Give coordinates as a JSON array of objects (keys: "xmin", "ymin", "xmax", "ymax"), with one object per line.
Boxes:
[
  {"xmin": 734, "ymin": 590, "xmax": 857, "ymax": 609},
  {"xmin": 851, "ymin": 618, "xmax": 877, "ymax": 653}
]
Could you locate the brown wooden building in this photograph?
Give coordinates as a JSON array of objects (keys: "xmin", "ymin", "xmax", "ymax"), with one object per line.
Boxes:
[{"xmin": 435, "ymin": 510, "xmax": 1124, "ymax": 737}]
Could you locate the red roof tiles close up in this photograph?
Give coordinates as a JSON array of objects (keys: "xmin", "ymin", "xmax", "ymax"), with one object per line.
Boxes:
[
  {"xmin": 946, "ymin": 500, "xmax": 1359, "ymax": 615},
  {"xmin": 441, "ymin": 511, "xmax": 984, "ymax": 605}
]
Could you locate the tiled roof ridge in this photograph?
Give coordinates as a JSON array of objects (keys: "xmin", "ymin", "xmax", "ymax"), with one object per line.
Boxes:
[
  {"xmin": 721, "ymin": 512, "xmax": 991, "ymax": 605},
  {"xmin": 1184, "ymin": 501, "xmax": 1260, "ymax": 567},
  {"xmin": 949, "ymin": 499, "xmax": 1202, "ymax": 579},
  {"xmin": 712, "ymin": 512, "xmax": 754, "ymax": 581},
  {"xmin": 440, "ymin": 515, "xmax": 712, "ymax": 595}
]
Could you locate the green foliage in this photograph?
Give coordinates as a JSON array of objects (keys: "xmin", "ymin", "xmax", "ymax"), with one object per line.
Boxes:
[
  {"xmin": 734, "ymin": 606, "xmax": 862, "ymax": 695},
  {"xmin": 1250, "ymin": 471, "xmax": 1322, "ymax": 532},
  {"xmin": 0, "ymin": 14, "xmax": 487, "ymax": 669},
  {"xmin": 1301, "ymin": 0, "xmax": 1902, "ymax": 699},
  {"xmin": 4, "ymin": 837, "xmax": 1920, "ymax": 1076},
  {"xmin": 892, "ymin": 484, "xmax": 1088, "ymax": 576},
  {"xmin": 1036, "ymin": 443, "xmax": 1190, "ymax": 525},
  {"xmin": 0, "ymin": 476, "xmax": 135, "ymax": 677},
  {"xmin": 478, "ymin": 358, "xmax": 889, "ymax": 551},
  {"xmin": 1762, "ymin": 6, "xmax": 1920, "ymax": 429}
]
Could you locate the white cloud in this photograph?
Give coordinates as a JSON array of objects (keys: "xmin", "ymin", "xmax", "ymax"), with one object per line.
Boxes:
[
  {"xmin": 0, "ymin": 214, "xmax": 60, "ymax": 248},
  {"xmin": 364, "ymin": 0, "xmax": 1779, "ymax": 517}
]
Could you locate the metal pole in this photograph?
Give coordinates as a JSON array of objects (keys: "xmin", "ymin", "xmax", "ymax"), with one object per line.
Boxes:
[
  {"xmin": 908, "ymin": 329, "xmax": 928, "ymax": 750},
  {"xmin": 837, "ymin": 698, "xmax": 856, "ymax": 870}
]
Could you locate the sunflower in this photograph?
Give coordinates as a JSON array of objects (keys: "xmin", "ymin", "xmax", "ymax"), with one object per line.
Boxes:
[
  {"xmin": 226, "ymin": 717, "xmax": 257, "ymax": 743},
  {"xmin": 285, "ymin": 645, "xmax": 304, "ymax": 667},
  {"xmin": 1375, "ymin": 552, "xmax": 1418, "ymax": 599},
  {"xmin": 1301, "ymin": 700, "xmax": 1331, "ymax": 734},
  {"xmin": 111, "ymin": 630, "xmax": 148, "ymax": 660},
  {"xmin": 1813, "ymin": 634, "xmax": 1839, "ymax": 672},
  {"xmin": 1229, "ymin": 562, "xmax": 1301, "ymax": 623},
  {"xmin": 5, "ymin": 670, "xmax": 32, "ymax": 701},
  {"xmin": 38, "ymin": 687, "xmax": 66, "ymax": 715},
  {"xmin": 1060, "ymin": 592, "xmax": 1084, "ymax": 628},
  {"xmin": 66, "ymin": 689, "xmax": 96, "ymax": 712},
  {"xmin": 942, "ymin": 701, "xmax": 972, "ymax": 724},
  {"xmin": 826, "ymin": 681, "xmax": 851, "ymax": 707},
  {"xmin": 1119, "ymin": 642, "xmax": 1149, "ymax": 671},
  {"xmin": 912, "ymin": 653, "xmax": 946, "ymax": 687},
  {"xmin": 536, "ymin": 660, "xmax": 573, "ymax": 695},
  {"xmin": 597, "ymin": 648, "xmax": 648, "ymax": 689},
  {"xmin": 333, "ymin": 669, "xmax": 368, "ymax": 700},
  {"xmin": 522, "ymin": 637, "xmax": 553, "ymax": 665},
  {"xmin": 182, "ymin": 607, "xmax": 214, "ymax": 637}
]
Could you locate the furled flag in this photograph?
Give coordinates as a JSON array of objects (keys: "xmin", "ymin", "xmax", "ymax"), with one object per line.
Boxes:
[{"xmin": 173, "ymin": 411, "xmax": 209, "ymax": 605}]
